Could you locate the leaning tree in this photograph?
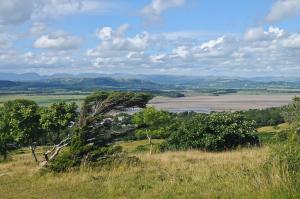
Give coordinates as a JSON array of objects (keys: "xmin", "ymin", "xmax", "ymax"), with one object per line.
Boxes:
[{"xmin": 42, "ymin": 91, "xmax": 152, "ymax": 169}]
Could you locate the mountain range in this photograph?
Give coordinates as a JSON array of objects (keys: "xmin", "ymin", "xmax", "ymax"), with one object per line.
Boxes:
[{"xmin": 1, "ymin": 73, "xmax": 300, "ymax": 91}]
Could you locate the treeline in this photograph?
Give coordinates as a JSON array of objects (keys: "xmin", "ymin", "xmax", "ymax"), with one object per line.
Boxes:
[
  {"xmin": 239, "ymin": 107, "xmax": 285, "ymax": 127},
  {"xmin": 0, "ymin": 100, "xmax": 78, "ymax": 161}
]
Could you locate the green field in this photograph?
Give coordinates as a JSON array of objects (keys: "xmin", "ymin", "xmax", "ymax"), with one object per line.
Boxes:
[{"xmin": 0, "ymin": 94, "xmax": 88, "ymax": 106}]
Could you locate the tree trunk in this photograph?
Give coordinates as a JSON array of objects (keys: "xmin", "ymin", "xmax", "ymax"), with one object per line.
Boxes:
[
  {"xmin": 30, "ymin": 145, "xmax": 38, "ymax": 162},
  {"xmin": 146, "ymin": 131, "xmax": 153, "ymax": 155}
]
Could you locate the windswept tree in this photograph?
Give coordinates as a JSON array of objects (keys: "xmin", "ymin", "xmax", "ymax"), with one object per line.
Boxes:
[
  {"xmin": 133, "ymin": 107, "xmax": 172, "ymax": 154},
  {"xmin": 40, "ymin": 102, "xmax": 78, "ymax": 144},
  {"xmin": 44, "ymin": 91, "xmax": 152, "ymax": 170},
  {"xmin": 3, "ymin": 100, "xmax": 42, "ymax": 162}
]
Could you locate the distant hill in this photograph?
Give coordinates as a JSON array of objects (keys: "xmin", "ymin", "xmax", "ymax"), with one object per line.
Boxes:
[
  {"xmin": 1, "ymin": 73, "xmax": 300, "ymax": 91},
  {"xmin": 0, "ymin": 77, "xmax": 163, "ymax": 91},
  {"xmin": 0, "ymin": 80, "xmax": 21, "ymax": 88}
]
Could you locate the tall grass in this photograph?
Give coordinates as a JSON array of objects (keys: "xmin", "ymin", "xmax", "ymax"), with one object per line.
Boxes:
[{"xmin": 0, "ymin": 146, "xmax": 299, "ymax": 198}]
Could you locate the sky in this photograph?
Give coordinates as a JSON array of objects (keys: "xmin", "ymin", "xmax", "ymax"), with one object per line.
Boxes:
[{"xmin": 0, "ymin": 0, "xmax": 300, "ymax": 76}]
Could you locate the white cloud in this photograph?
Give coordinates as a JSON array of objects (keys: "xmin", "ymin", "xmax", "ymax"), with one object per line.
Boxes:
[
  {"xmin": 150, "ymin": 54, "xmax": 166, "ymax": 63},
  {"xmin": 266, "ymin": 0, "xmax": 300, "ymax": 22},
  {"xmin": 172, "ymin": 46, "xmax": 189, "ymax": 58},
  {"xmin": 141, "ymin": 0, "xmax": 185, "ymax": 22},
  {"xmin": 244, "ymin": 27, "xmax": 266, "ymax": 41},
  {"xmin": 200, "ymin": 36, "xmax": 225, "ymax": 49},
  {"xmin": 33, "ymin": 32, "xmax": 82, "ymax": 50},
  {"xmin": 96, "ymin": 24, "xmax": 129, "ymax": 40},
  {"xmin": 0, "ymin": 0, "xmax": 34, "ymax": 25},
  {"xmin": 29, "ymin": 22, "xmax": 48, "ymax": 36},
  {"xmin": 281, "ymin": 33, "xmax": 300, "ymax": 48},
  {"xmin": 33, "ymin": 0, "xmax": 120, "ymax": 20},
  {"xmin": 88, "ymin": 25, "xmax": 149, "ymax": 65},
  {"xmin": 244, "ymin": 26, "xmax": 285, "ymax": 41}
]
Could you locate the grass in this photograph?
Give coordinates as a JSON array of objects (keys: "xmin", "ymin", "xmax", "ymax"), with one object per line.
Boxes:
[
  {"xmin": 257, "ymin": 123, "xmax": 290, "ymax": 144},
  {"xmin": 1, "ymin": 145, "xmax": 299, "ymax": 199},
  {"xmin": 117, "ymin": 139, "xmax": 164, "ymax": 153},
  {"xmin": 258, "ymin": 123, "xmax": 290, "ymax": 133},
  {"xmin": 0, "ymin": 94, "xmax": 88, "ymax": 106}
]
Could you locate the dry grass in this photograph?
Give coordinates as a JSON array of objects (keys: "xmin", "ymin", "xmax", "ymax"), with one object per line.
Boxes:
[{"xmin": 0, "ymin": 147, "xmax": 297, "ymax": 199}]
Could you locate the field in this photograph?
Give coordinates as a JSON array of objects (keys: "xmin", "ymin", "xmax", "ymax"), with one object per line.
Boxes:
[
  {"xmin": 0, "ymin": 94, "xmax": 88, "ymax": 106},
  {"xmin": 1, "ymin": 145, "xmax": 295, "ymax": 199}
]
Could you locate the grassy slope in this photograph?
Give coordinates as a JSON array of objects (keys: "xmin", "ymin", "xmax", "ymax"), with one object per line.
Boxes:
[
  {"xmin": 0, "ymin": 146, "xmax": 297, "ymax": 199},
  {"xmin": 257, "ymin": 123, "xmax": 290, "ymax": 144}
]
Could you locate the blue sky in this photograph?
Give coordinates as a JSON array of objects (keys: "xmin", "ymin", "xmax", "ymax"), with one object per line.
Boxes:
[{"xmin": 0, "ymin": 0, "xmax": 300, "ymax": 76}]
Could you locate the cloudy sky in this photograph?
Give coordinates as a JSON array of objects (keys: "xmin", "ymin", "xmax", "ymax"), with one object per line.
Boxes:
[{"xmin": 0, "ymin": 0, "xmax": 300, "ymax": 76}]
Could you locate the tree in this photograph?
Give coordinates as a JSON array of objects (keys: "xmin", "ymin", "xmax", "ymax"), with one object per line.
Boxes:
[
  {"xmin": 0, "ymin": 107, "xmax": 14, "ymax": 160},
  {"xmin": 3, "ymin": 99, "xmax": 42, "ymax": 162},
  {"xmin": 166, "ymin": 112, "xmax": 259, "ymax": 151},
  {"xmin": 40, "ymin": 102, "xmax": 78, "ymax": 144},
  {"xmin": 282, "ymin": 97, "xmax": 300, "ymax": 126},
  {"xmin": 133, "ymin": 107, "xmax": 172, "ymax": 154},
  {"xmin": 44, "ymin": 91, "xmax": 153, "ymax": 170}
]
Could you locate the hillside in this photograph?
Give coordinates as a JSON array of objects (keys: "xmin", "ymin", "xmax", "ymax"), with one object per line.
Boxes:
[
  {"xmin": 0, "ymin": 77, "xmax": 163, "ymax": 91},
  {"xmin": 1, "ymin": 73, "xmax": 300, "ymax": 91},
  {"xmin": 1, "ymin": 147, "xmax": 288, "ymax": 199}
]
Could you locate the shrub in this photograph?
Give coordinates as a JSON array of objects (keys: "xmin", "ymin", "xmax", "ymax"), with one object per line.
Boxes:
[
  {"xmin": 48, "ymin": 150, "xmax": 80, "ymax": 172},
  {"xmin": 165, "ymin": 112, "xmax": 259, "ymax": 151}
]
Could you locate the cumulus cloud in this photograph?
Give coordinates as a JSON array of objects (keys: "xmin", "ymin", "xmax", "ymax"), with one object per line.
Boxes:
[
  {"xmin": 244, "ymin": 26, "xmax": 285, "ymax": 41},
  {"xmin": 33, "ymin": 32, "xmax": 82, "ymax": 50},
  {"xmin": 200, "ymin": 36, "xmax": 225, "ymax": 50},
  {"xmin": 244, "ymin": 27, "xmax": 266, "ymax": 41},
  {"xmin": 87, "ymin": 25, "xmax": 149, "ymax": 68},
  {"xmin": 83, "ymin": 25, "xmax": 300, "ymax": 75},
  {"xmin": 281, "ymin": 33, "xmax": 300, "ymax": 48},
  {"xmin": 266, "ymin": 0, "xmax": 300, "ymax": 22},
  {"xmin": 141, "ymin": 0, "xmax": 185, "ymax": 22}
]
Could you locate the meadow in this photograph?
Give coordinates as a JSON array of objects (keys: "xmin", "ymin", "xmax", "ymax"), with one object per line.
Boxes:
[
  {"xmin": 0, "ymin": 93, "xmax": 88, "ymax": 106},
  {"xmin": 1, "ymin": 144, "xmax": 295, "ymax": 199}
]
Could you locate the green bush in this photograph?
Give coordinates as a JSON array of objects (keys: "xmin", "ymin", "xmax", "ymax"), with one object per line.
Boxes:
[
  {"xmin": 165, "ymin": 112, "xmax": 259, "ymax": 151},
  {"xmin": 48, "ymin": 150, "xmax": 80, "ymax": 172}
]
